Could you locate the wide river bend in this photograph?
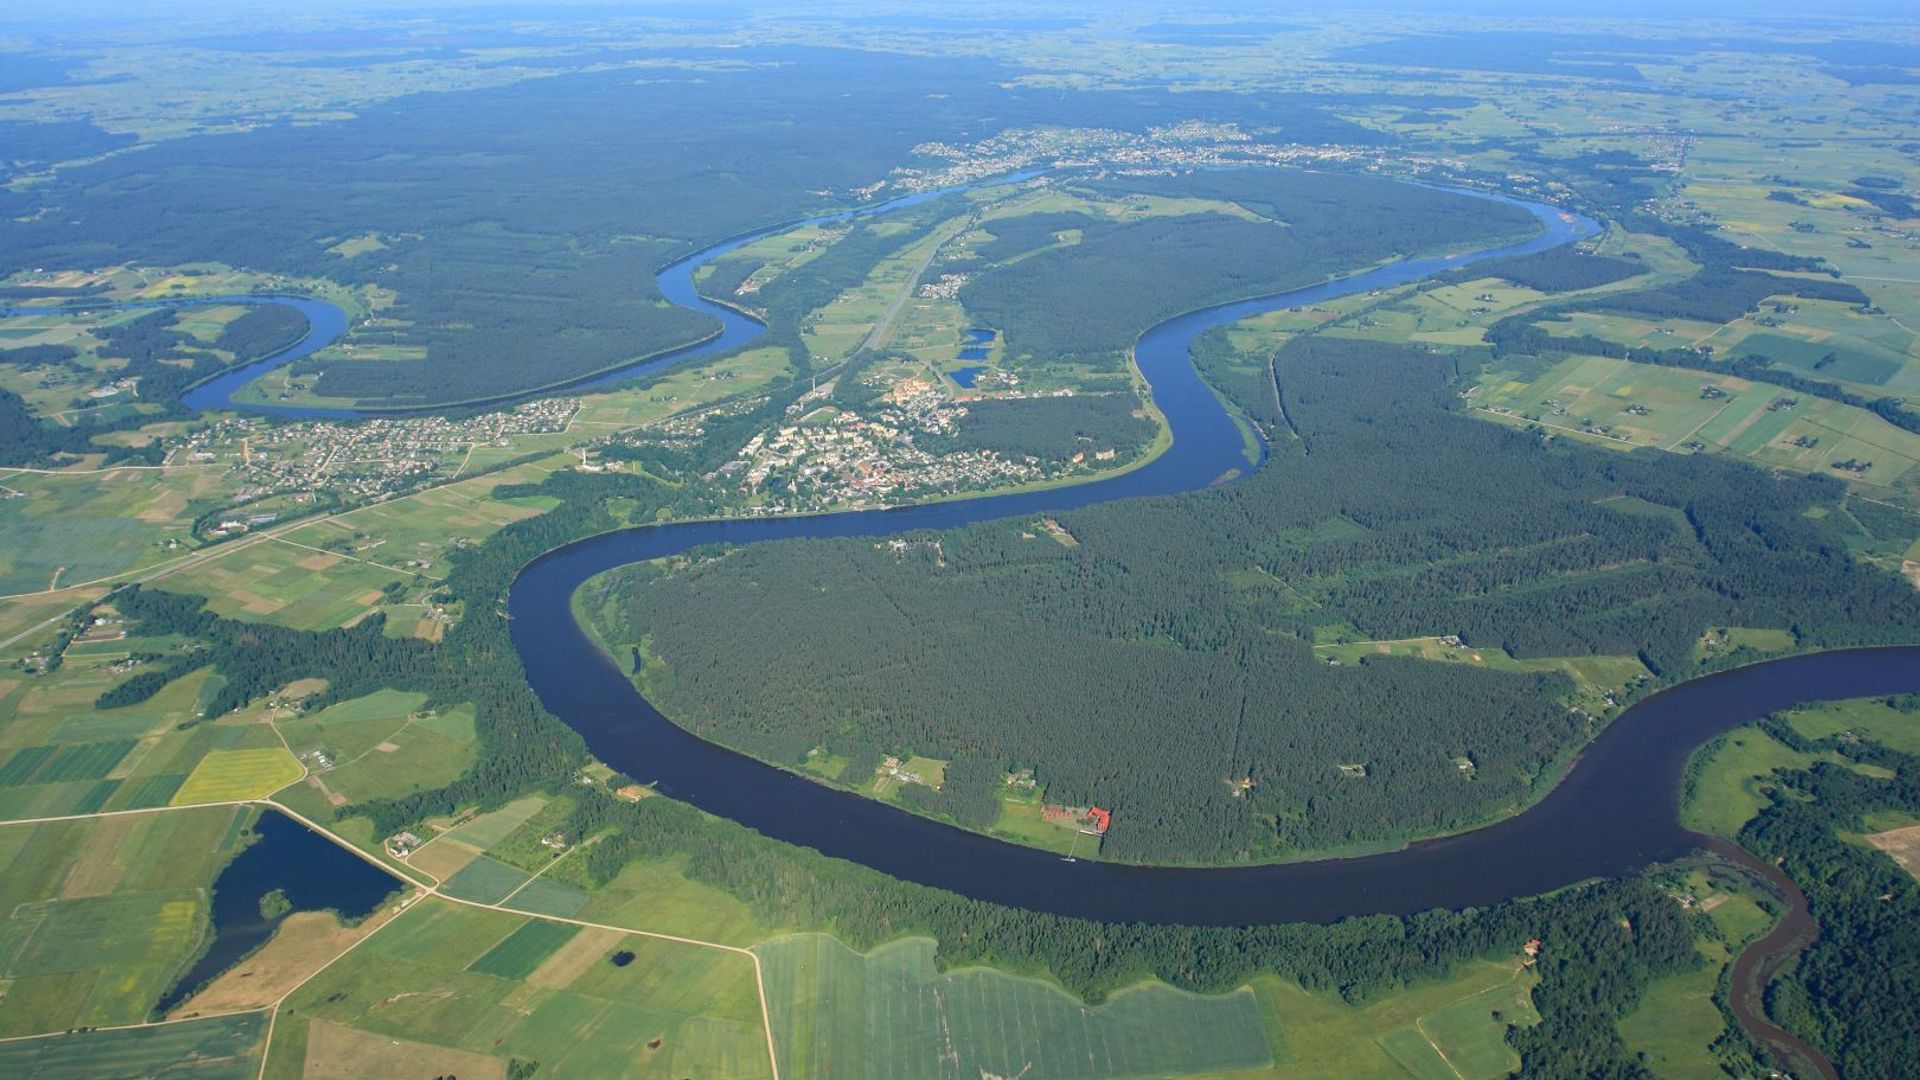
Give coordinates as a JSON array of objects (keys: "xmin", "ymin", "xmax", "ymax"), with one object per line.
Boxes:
[{"xmin": 23, "ymin": 177, "xmax": 1917, "ymax": 926}]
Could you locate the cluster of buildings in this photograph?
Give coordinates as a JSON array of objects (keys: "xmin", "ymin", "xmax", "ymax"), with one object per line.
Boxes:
[
  {"xmin": 168, "ymin": 398, "xmax": 578, "ymax": 501},
  {"xmin": 723, "ymin": 377, "xmax": 1045, "ymax": 509},
  {"xmin": 887, "ymin": 123, "xmax": 1373, "ymax": 194}
]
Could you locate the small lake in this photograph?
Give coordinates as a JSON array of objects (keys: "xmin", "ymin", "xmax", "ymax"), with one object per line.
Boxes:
[
  {"xmin": 158, "ymin": 809, "xmax": 400, "ymax": 1013},
  {"xmin": 950, "ymin": 366, "xmax": 984, "ymax": 388}
]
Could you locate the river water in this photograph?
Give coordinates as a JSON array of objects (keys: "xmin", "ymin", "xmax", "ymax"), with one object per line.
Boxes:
[
  {"xmin": 19, "ymin": 175, "xmax": 1919, "ymax": 928},
  {"xmin": 496, "ymin": 184, "xmax": 1920, "ymax": 925}
]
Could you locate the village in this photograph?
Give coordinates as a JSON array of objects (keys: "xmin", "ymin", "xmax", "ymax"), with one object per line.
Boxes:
[{"xmin": 166, "ymin": 397, "xmax": 579, "ymax": 508}]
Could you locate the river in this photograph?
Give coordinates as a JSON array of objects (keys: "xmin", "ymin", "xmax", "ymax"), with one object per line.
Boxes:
[{"xmin": 21, "ymin": 172, "xmax": 1917, "ymax": 1064}]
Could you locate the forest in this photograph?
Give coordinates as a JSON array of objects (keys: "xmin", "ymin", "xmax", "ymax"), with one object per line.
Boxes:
[
  {"xmin": 0, "ymin": 49, "xmax": 1389, "ymax": 409},
  {"xmin": 592, "ymin": 335, "xmax": 1920, "ymax": 864},
  {"xmin": 1436, "ymin": 245, "xmax": 1647, "ymax": 293},
  {"xmin": 0, "ymin": 305, "xmax": 313, "ymax": 465},
  {"xmin": 923, "ymin": 392, "xmax": 1156, "ymax": 464},
  {"xmin": 961, "ymin": 171, "xmax": 1538, "ymax": 367},
  {"xmin": 1730, "ymin": 705, "xmax": 1920, "ymax": 1079},
  {"xmin": 63, "ymin": 378, "xmax": 1780, "ymax": 1076}
]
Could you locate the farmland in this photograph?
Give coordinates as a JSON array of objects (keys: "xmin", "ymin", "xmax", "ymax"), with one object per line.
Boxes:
[
  {"xmin": 1472, "ymin": 351, "xmax": 1920, "ymax": 504},
  {"xmin": 262, "ymin": 898, "xmax": 772, "ymax": 1080},
  {"xmin": 0, "ymin": 805, "xmax": 250, "ymax": 1035},
  {"xmin": 0, "ymin": 1011, "xmax": 268, "ymax": 1080},
  {"xmin": 0, "ymin": 662, "xmax": 293, "ymax": 821},
  {"xmin": 1310, "ymin": 637, "xmax": 1649, "ymax": 718},
  {"xmin": 1211, "ymin": 960, "xmax": 1538, "ymax": 1080},
  {"xmin": 756, "ymin": 934, "xmax": 1272, "ymax": 1080},
  {"xmin": 270, "ymin": 689, "xmax": 477, "ymax": 817}
]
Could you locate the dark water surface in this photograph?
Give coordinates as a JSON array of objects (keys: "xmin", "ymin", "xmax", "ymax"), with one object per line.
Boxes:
[
  {"xmin": 20, "ymin": 174, "xmax": 1916, "ymax": 927},
  {"xmin": 501, "ymin": 184, "xmax": 1920, "ymax": 925},
  {"xmin": 158, "ymin": 810, "xmax": 399, "ymax": 1012}
]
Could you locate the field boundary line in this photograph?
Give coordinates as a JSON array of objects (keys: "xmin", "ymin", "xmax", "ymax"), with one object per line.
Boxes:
[
  {"xmin": 1663, "ymin": 394, "xmax": 1738, "ymax": 452},
  {"xmin": 266, "ymin": 535, "xmax": 445, "ymax": 580},
  {"xmin": 1415, "ymin": 1015, "xmax": 1468, "ymax": 1080},
  {"xmin": 0, "ymin": 1004, "xmax": 270, "ymax": 1047},
  {"xmin": 492, "ymin": 838, "xmax": 582, "ymax": 906},
  {"xmin": 0, "ymin": 782, "xmax": 783, "ymax": 1077},
  {"xmin": 0, "ymin": 799, "xmax": 252, "ymax": 828}
]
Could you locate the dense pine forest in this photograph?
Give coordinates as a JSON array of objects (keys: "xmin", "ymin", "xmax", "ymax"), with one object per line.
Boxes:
[
  {"xmin": 0, "ymin": 50, "xmax": 1392, "ymax": 409},
  {"xmin": 592, "ymin": 335, "xmax": 1920, "ymax": 863},
  {"xmin": 961, "ymin": 171, "xmax": 1538, "ymax": 368},
  {"xmin": 0, "ymin": 304, "xmax": 312, "ymax": 466},
  {"xmin": 1727, "ymin": 702, "xmax": 1920, "ymax": 1079}
]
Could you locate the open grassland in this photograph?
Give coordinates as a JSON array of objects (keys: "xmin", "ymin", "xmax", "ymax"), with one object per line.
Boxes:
[
  {"xmin": 1332, "ymin": 280, "xmax": 1554, "ymax": 350},
  {"xmin": 0, "ymin": 805, "xmax": 252, "ymax": 1035},
  {"xmin": 156, "ymin": 536, "xmax": 421, "ymax": 633},
  {"xmin": 556, "ymin": 856, "xmax": 771, "ymax": 948},
  {"xmin": 1777, "ymin": 696, "xmax": 1920, "ymax": 755},
  {"xmin": 1682, "ymin": 698, "xmax": 1919, "ymax": 838},
  {"xmin": 1618, "ymin": 867, "xmax": 1778, "ymax": 1076},
  {"xmin": 0, "ymin": 664, "xmax": 293, "ymax": 820},
  {"xmin": 264, "ymin": 898, "xmax": 771, "ymax": 1080},
  {"xmin": 756, "ymin": 934, "xmax": 1272, "ymax": 1080},
  {"xmin": 1683, "ymin": 727, "xmax": 1823, "ymax": 838},
  {"xmin": 1617, "ymin": 945, "xmax": 1731, "ymax": 1079},
  {"xmin": 0, "ymin": 1011, "xmax": 268, "ymax": 1080}
]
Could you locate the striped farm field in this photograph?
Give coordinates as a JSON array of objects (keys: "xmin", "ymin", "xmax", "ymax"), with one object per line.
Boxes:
[{"xmin": 756, "ymin": 934, "xmax": 1272, "ymax": 1080}]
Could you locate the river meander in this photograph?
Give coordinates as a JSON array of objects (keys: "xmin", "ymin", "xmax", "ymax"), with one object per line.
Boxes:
[{"xmin": 25, "ymin": 175, "xmax": 1920, "ymax": 927}]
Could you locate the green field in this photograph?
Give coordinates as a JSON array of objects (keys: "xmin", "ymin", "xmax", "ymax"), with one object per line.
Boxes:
[
  {"xmin": 1683, "ymin": 727, "xmax": 1821, "ymax": 837},
  {"xmin": 271, "ymin": 690, "xmax": 477, "ymax": 812},
  {"xmin": 157, "ymin": 538, "xmax": 416, "ymax": 633},
  {"xmin": 0, "ymin": 466, "xmax": 238, "ymax": 597},
  {"xmin": 467, "ymin": 919, "xmax": 581, "ymax": 980},
  {"xmin": 170, "ymin": 747, "xmax": 303, "ymax": 804},
  {"xmin": 0, "ymin": 806, "xmax": 252, "ymax": 1035},
  {"xmin": 265, "ymin": 898, "xmax": 770, "ymax": 1080},
  {"xmin": 1236, "ymin": 960, "xmax": 1539, "ymax": 1080},
  {"xmin": 0, "ymin": 1011, "xmax": 268, "ymax": 1079},
  {"xmin": 446, "ymin": 795, "xmax": 550, "ymax": 847},
  {"xmin": 441, "ymin": 855, "xmax": 535, "ymax": 904},
  {"xmin": 559, "ymin": 856, "xmax": 776, "ymax": 949},
  {"xmin": 756, "ymin": 934, "xmax": 1272, "ymax": 1080},
  {"xmin": 0, "ymin": 665, "xmax": 291, "ymax": 821},
  {"xmin": 1473, "ymin": 352, "xmax": 1920, "ymax": 500},
  {"xmin": 1311, "ymin": 637, "xmax": 1648, "ymax": 716},
  {"xmin": 1682, "ymin": 698, "xmax": 1920, "ymax": 838},
  {"xmin": 1616, "ymin": 948, "xmax": 1729, "ymax": 1079},
  {"xmin": 1779, "ymin": 696, "xmax": 1920, "ymax": 755}
]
